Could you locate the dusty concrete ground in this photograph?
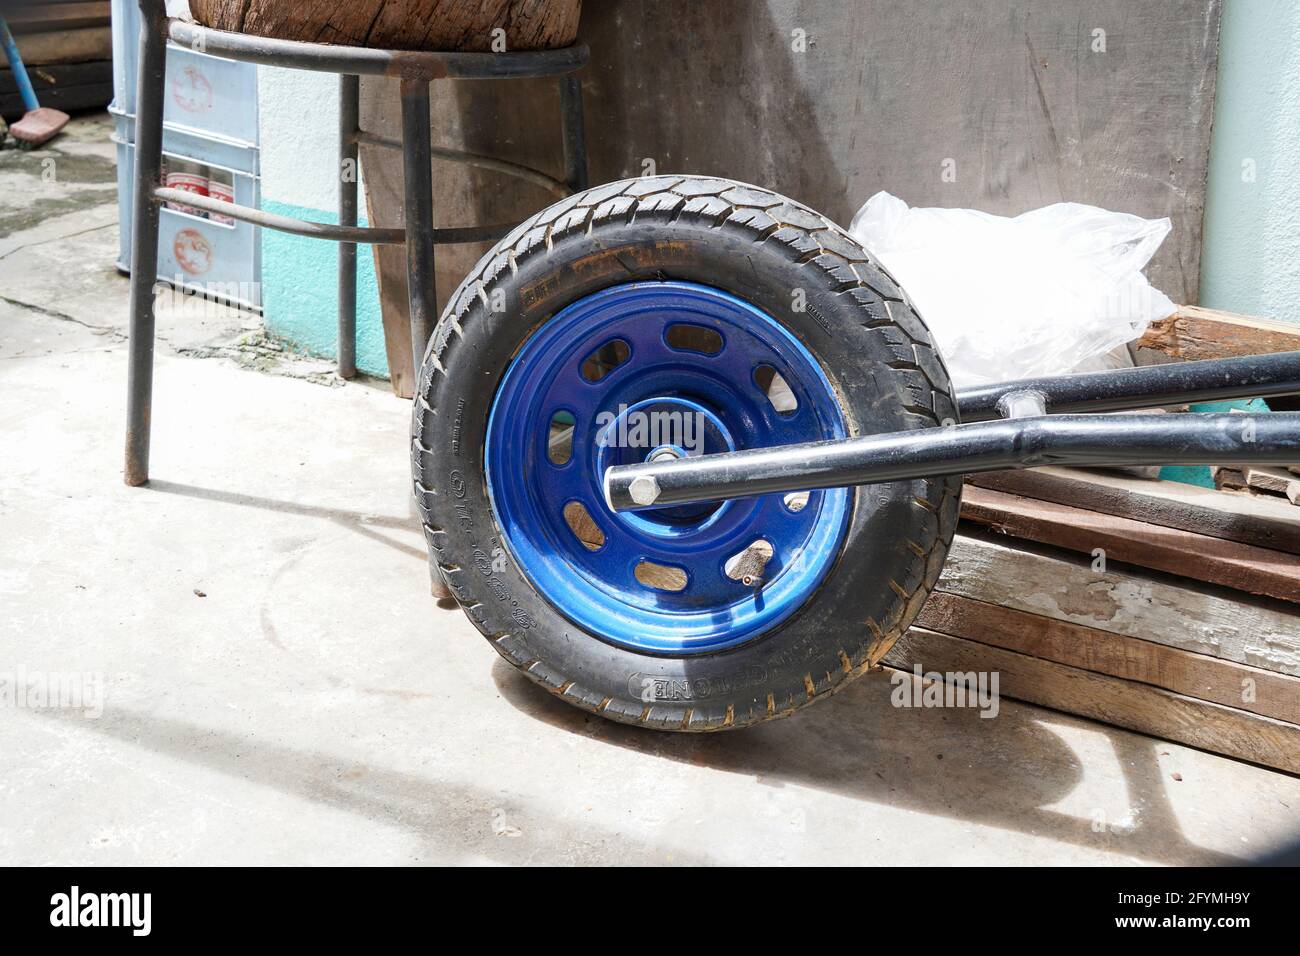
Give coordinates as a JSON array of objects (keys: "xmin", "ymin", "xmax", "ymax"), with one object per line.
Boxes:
[{"xmin": 2, "ymin": 115, "xmax": 1299, "ymax": 866}]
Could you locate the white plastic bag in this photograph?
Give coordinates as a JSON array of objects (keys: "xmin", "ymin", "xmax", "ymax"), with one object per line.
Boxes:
[{"xmin": 848, "ymin": 192, "xmax": 1176, "ymax": 387}]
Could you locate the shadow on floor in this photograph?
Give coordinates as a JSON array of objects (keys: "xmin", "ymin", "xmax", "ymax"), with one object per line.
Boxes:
[
  {"xmin": 145, "ymin": 479, "xmax": 429, "ymax": 563},
  {"xmin": 130, "ymin": 483, "xmax": 1241, "ymax": 864},
  {"xmin": 31, "ymin": 705, "xmax": 710, "ymax": 866},
  {"xmin": 492, "ymin": 657, "xmax": 1242, "ymax": 866}
]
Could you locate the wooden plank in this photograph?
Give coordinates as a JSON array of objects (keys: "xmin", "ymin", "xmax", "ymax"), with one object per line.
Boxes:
[
  {"xmin": 1211, "ymin": 466, "xmax": 1247, "ymax": 491},
  {"xmin": 1137, "ymin": 305, "xmax": 1300, "ymax": 361},
  {"xmin": 941, "ymin": 533, "xmax": 1300, "ymax": 675},
  {"xmin": 359, "ymin": 164, "xmax": 414, "ymax": 398},
  {"xmin": 1242, "ymin": 465, "xmax": 1300, "ymax": 504},
  {"xmin": 967, "ymin": 467, "xmax": 1300, "ymax": 555},
  {"xmin": 0, "ymin": 27, "xmax": 112, "ymax": 67},
  {"xmin": 916, "ymin": 592, "xmax": 1300, "ymax": 724},
  {"xmin": 884, "ymin": 628, "xmax": 1300, "ymax": 775},
  {"xmin": 4, "ymin": 3, "xmax": 109, "ymax": 34},
  {"xmin": 960, "ymin": 485, "xmax": 1300, "ymax": 603},
  {"xmin": 0, "ymin": 61, "xmax": 112, "ymax": 119}
]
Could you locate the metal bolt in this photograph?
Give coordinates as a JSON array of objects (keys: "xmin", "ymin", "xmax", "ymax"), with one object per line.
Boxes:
[{"xmin": 628, "ymin": 475, "xmax": 661, "ymax": 506}]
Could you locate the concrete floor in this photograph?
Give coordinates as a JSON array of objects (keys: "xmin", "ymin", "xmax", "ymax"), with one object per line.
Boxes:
[{"xmin": 3, "ymin": 115, "xmax": 1299, "ymax": 866}]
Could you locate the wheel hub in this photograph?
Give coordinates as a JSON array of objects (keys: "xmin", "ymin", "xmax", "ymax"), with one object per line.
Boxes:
[
  {"xmin": 485, "ymin": 281, "xmax": 850, "ymax": 654},
  {"xmin": 595, "ymin": 396, "xmax": 734, "ymax": 527}
]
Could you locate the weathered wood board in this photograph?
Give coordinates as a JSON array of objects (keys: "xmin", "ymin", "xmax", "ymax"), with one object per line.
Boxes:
[
  {"xmin": 917, "ymin": 592, "xmax": 1300, "ymax": 725},
  {"xmin": 885, "ymin": 628, "xmax": 1300, "ymax": 776},
  {"xmin": 967, "ymin": 466, "xmax": 1300, "ymax": 555},
  {"xmin": 1242, "ymin": 465, "xmax": 1300, "ymax": 504},
  {"xmin": 1137, "ymin": 305, "xmax": 1300, "ymax": 363},
  {"xmin": 359, "ymin": 0, "xmax": 1221, "ymax": 390},
  {"xmin": 960, "ymin": 485, "xmax": 1300, "ymax": 603},
  {"xmin": 360, "ymin": 178, "xmax": 416, "ymax": 398},
  {"xmin": 940, "ymin": 532, "xmax": 1300, "ymax": 675}
]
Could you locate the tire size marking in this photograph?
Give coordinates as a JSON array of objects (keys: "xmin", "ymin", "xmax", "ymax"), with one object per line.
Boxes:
[
  {"xmin": 629, "ymin": 667, "xmax": 771, "ymax": 701},
  {"xmin": 805, "ymin": 301, "xmax": 832, "ymax": 337},
  {"xmin": 519, "ymin": 241, "xmax": 696, "ymax": 310},
  {"xmin": 451, "ymin": 398, "xmax": 466, "ymax": 456}
]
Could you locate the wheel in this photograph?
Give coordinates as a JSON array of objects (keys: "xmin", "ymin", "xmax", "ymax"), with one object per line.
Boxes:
[{"xmin": 411, "ymin": 176, "xmax": 961, "ymax": 731}]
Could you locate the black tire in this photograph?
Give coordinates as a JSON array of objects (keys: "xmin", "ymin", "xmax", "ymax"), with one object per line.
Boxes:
[{"xmin": 411, "ymin": 176, "xmax": 961, "ymax": 731}]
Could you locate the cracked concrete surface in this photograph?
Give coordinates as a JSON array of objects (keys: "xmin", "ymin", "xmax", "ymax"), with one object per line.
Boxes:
[
  {"xmin": 0, "ymin": 114, "xmax": 340, "ymax": 384},
  {"xmin": 3, "ymin": 115, "xmax": 1300, "ymax": 866}
]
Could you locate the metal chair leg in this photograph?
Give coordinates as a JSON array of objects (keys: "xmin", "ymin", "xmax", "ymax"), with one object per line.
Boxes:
[
  {"xmin": 124, "ymin": 0, "xmax": 167, "ymax": 486},
  {"xmin": 559, "ymin": 74, "xmax": 588, "ymax": 193},
  {"xmin": 399, "ymin": 77, "xmax": 451, "ymax": 601},
  {"xmin": 336, "ymin": 73, "xmax": 359, "ymax": 379},
  {"xmin": 399, "ymin": 77, "xmax": 436, "ymax": 383}
]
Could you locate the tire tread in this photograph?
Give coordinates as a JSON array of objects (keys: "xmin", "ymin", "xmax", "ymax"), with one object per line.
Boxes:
[{"xmin": 412, "ymin": 176, "xmax": 961, "ymax": 731}]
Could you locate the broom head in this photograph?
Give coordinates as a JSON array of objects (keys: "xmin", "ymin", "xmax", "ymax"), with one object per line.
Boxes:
[{"xmin": 10, "ymin": 106, "xmax": 70, "ymax": 146}]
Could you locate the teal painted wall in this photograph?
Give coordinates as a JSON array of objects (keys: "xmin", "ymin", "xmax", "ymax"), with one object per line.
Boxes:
[
  {"xmin": 260, "ymin": 200, "xmax": 388, "ymax": 378},
  {"xmin": 1200, "ymin": 0, "xmax": 1300, "ymax": 320},
  {"xmin": 257, "ymin": 66, "xmax": 390, "ymax": 379}
]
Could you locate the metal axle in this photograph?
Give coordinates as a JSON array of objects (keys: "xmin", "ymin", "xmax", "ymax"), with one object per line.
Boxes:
[
  {"xmin": 604, "ymin": 350, "xmax": 1300, "ymax": 511},
  {"xmin": 604, "ymin": 414, "xmax": 1300, "ymax": 513}
]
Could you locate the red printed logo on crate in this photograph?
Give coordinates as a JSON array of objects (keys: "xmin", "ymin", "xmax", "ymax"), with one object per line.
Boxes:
[
  {"xmin": 172, "ymin": 65, "xmax": 214, "ymax": 113},
  {"xmin": 164, "ymin": 170, "xmax": 208, "ymax": 217},
  {"xmin": 207, "ymin": 176, "xmax": 235, "ymax": 225},
  {"xmin": 173, "ymin": 229, "xmax": 213, "ymax": 276}
]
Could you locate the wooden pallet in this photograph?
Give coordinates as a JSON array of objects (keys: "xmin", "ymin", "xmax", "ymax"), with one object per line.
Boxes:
[
  {"xmin": 959, "ymin": 482, "xmax": 1300, "ymax": 602},
  {"xmin": 883, "ymin": 530, "xmax": 1300, "ymax": 774},
  {"xmin": 937, "ymin": 532, "xmax": 1300, "ymax": 674},
  {"xmin": 966, "ymin": 466, "xmax": 1300, "ymax": 554},
  {"xmin": 885, "ymin": 626, "xmax": 1300, "ymax": 775}
]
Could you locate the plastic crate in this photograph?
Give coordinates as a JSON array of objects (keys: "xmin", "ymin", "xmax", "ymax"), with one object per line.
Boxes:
[
  {"xmin": 110, "ymin": 104, "xmax": 259, "ymax": 174},
  {"xmin": 111, "ymin": 0, "xmax": 259, "ymax": 145},
  {"xmin": 113, "ymin": 112, "xmax": 262, "ymax": 311}
]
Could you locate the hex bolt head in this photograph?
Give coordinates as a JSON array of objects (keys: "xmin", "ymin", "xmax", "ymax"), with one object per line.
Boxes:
[{"xmin": 628, "ymin": 475, "xmax": 661, "ymax": 506}]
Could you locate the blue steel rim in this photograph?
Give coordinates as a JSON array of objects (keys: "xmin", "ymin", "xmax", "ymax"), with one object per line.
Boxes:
[{"xmin": 485, "ymin": 281, "xmax": 850, "ymax": 654}]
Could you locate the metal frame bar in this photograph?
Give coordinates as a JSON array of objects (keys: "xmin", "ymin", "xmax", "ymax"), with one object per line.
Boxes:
[
  {"xmin": 124, "ymin": 0, "xmax": 167, "ymax": 486},
  {"xmin": 559, "ymin": 74, "xmax": 588, "ymax": 192},
  {"xmin": 154, "ymin": 187, "xmax": 405, "ymax": 243},
  {"xmin": 152, "ymin": 187, "xmax": 511, "ymax": 246},
  {"xmin": 604, "ymin": 353, "xmax": 1300, "ymax": 512},
  {"xmin": 401, "ymin": 78, "xmax": 437, "ymax": 382},
  {"xmin": 167, "ymin": 19, "xmax": 588, "ymax": 80},
  {"xmin": 124, "ymin": 0, "xmax": 589, "ymax": 485},
  {"xmin": 352, "ymin": 130, "xmax": 572, "ymax": 198},
  {"xmin": 957, "ymin": 349, "xmax": 1300, "ymax": 421}
]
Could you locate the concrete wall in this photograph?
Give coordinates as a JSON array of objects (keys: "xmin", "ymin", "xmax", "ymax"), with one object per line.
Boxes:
[
  {"xmin": 262, "ymin": 1, "xmax": 1227, "ymax": 383},
  {"xmin": 257, "ymin": 66, "xmax": 388, "ymax": 377},
  {"xmin": 1199, "ymin": 0, "xmax": 1300, "ymax": 322}
]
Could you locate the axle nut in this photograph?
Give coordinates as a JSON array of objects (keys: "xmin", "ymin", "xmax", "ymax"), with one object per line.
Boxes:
[{"xmin": 628, "ymin": 475, "xmax": 661, "ymax": 506}]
